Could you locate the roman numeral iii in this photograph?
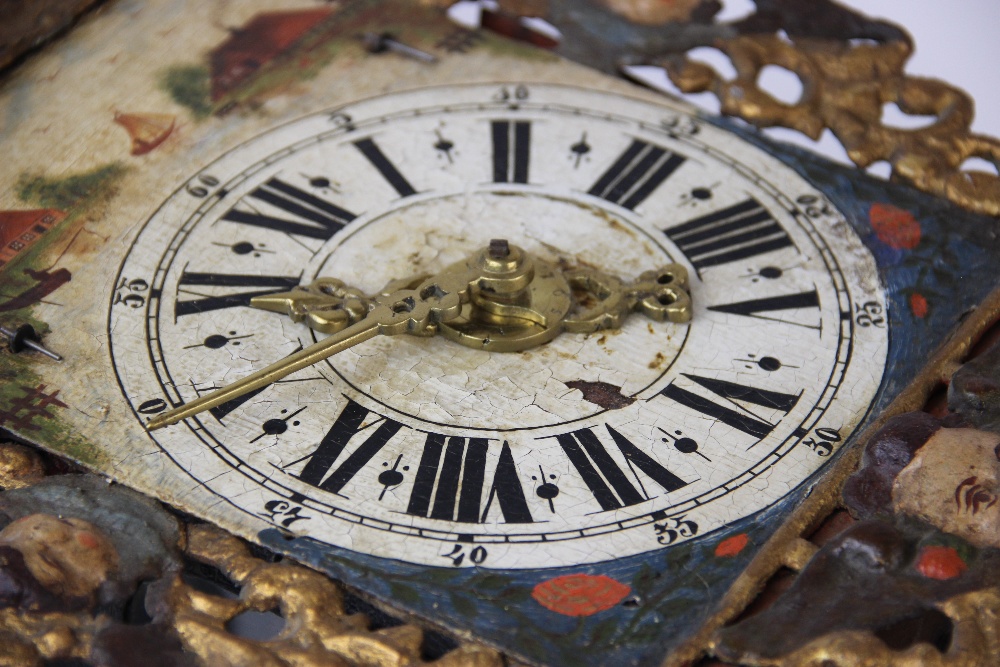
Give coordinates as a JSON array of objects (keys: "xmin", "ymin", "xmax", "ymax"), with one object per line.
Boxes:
[{"xmin": 664, "ymin": 198, "xmax": 793, "ymax": 275}]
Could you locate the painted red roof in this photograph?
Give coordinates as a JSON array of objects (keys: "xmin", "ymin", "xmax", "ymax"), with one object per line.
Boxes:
[
  {"xmin": 0, "ymin": 209, "xmax": 64, "ymax": 248},
  {"xmin": 209, "ymin": 9, "xmax": 333, "ymax": 101}
]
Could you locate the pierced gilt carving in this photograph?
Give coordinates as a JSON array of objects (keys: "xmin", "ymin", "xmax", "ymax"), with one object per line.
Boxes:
[
  {"xmin": 0, "ymin": 452, "xmax": 500, "ymax": 666},
  {"xmin": 661, "ymin": 34, "xmax": 1000, "ymax": 218},
  {"xmin": 150, "ymin": 524, "xmax": 502, "ymax": 667}
]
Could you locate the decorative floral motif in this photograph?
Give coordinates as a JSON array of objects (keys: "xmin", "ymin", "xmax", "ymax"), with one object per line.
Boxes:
[
  {"xmin": 909, "ymin": 292, "xmax": 929, "ymax": 318},
  {"xmin": 869, "ymin": 203, "xmax": 921, "ymax": 250},
  {"xmin": 531, "ymin": 574, "xmax": 631, "ymax": 617},
  {"xmin": 714, "ymin": 534, "xmax": 749, "ymax": 558},
  {"xmin": 915, "ymin": 545, "xmax": 967, "ymax": 580}
]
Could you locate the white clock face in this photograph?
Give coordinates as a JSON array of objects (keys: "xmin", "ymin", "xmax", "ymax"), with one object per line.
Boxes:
[{"xmin": 109, "ymin": 84, "xmax": 887, "ymax": 568}]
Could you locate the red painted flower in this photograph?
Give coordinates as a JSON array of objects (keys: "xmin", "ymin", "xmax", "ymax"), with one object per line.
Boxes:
[
  {"xmin": 910, "ymin": 293, "xmax": 928, "ymax": 318},
  {"xmin": 715, "ymin": 533, "xmax": 749, "ymax": 557},
  {"xmin": 532, "ymin": 573, "xmax": 631, "ymax": 616},
  {"xmin": 916, "ymin": 546, "xmax": 967, "ymax": 580},
  {"xmin": 870, "ymin": 203, "xmax": 921, "ymax": 250}
]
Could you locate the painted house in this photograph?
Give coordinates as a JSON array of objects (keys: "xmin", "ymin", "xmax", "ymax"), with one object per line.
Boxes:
[
  {"xmin": 209, "ymin": 8, "xmax": 333, "ymax": 101},
  {"xmin": 0, "ymin": 209, "xmax": 65, "ymax": 269}
]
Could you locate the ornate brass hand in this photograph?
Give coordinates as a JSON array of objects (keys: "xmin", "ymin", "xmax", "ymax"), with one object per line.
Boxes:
[
  {"xmin": 145, "ymin": 268, "xmax": 477, "ymax": 430},
  {"xmin": 146, "ymin": 241, "xmax": 691, "ymax": 431}
]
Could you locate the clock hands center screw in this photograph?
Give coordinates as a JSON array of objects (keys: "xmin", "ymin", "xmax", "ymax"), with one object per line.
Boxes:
[
  {"xmin": 0, "ymin": 323, "xmax": 62, "ymax": 361},
  {"xmin": 489, "ymin": 238, "xmax": 510, "ymax": 259},
  {"xmin": 360, "ymin": 33, "xmax": 437, "ymax": 63}
]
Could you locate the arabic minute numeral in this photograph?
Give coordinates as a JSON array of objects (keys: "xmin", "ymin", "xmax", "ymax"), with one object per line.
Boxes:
[
  {"xmin": 442, "ymin": 544, "xmax": 487, "ymax": 567},
  {"xmin": 661, "ymin": 115, "xmax": 699, "ymax": 137},
  {"xmin": 654, "ymin": 515, "xmax": 699, "ymax": 545},
  {"xmin": 855, "ymin": 301, "xmax": 886, "ymax": 328},
  {"xmin": 113, "ymin": 277, "xmax": 148, "ymax": 308},
  {"xmin": 260, "ymin": 500, "xmax": 311, "ymax": 527},
  {"xmin": 795, "ymin": 194, "xmax": 836, "ymax": 220},
  {"xmin": 328, "ymin": 112, "xmax": 355, "ymax": 131},
  {"xmin": 185, "ymin": 174, "xmax": 220, "ymax": 198},
  {"xmin": 802, "ymin": 427, "xmax": 842, "ymax": 457},
  {"xmin": 137, "ymin": 398, "xmax": 168, "ymax": 415},
  {"xmin": 494, "ymin": 85, "xmax": 529, "ymax": 102}
]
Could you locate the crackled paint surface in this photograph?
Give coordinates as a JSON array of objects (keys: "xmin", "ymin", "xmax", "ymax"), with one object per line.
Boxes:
[
  {"xmin": 3, "ymin": 1, "xmax": 1000, "ymax": 666},
  {"xmin": 110, "ymin": 84, "xmax": 887, "ymax": 569}
]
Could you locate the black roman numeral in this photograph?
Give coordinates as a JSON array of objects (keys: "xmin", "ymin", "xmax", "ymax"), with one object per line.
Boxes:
[
  {"xmin": 407, "ymin": 436, "xmax": 532, "ymax": 524},
  {"xmin": 491, "ymin": 120, "xmax": 531, "ymax": 183},
  {"xmin": 174, "ymin": 272, "xmax": 300, "ymax": 317},
  {"xmin": 222, "ymin": 177, "xmax": 356, "ymax": 240},
  {"xmin": 297, "ymin": 399, "xmax": 404, "ymax": 494},
  {"xmin": 207, "ymin": 385, "xmax": 268, "ymax": 423},
  {"xmin": 588, "ymin": 139, "xmax": 685, "ymax": 210},
  {"xmin": 709, "ymin": 289, "xmax": 820, "ymax": 329},
  {"xmin": 353, "ymin": 138, "xmax": 417, "ymax": 197},
  {"xmin": 664, "ymin": 198, "xmax": 793, "ymax": 275},
  {"xmin": 657, "ymin": 374, "xmax": 800, "ymax": 440},
  {"xmin": 555, "ymin": 425, "xmax": 689, "ymax": 511}
]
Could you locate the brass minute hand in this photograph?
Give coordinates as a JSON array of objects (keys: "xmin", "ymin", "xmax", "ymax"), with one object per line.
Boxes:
[{"xmin": 145, "ymin": 269, "xmax": 475, "ymax": 431}]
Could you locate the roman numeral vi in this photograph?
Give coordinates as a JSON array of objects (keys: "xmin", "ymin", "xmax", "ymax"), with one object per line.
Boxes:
[{"xmin": 407, "ymin": 435, "xmax": 533, "ymax": 524}]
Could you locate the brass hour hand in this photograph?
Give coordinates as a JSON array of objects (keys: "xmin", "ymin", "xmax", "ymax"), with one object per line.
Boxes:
[
  {"xmin": 250, "ymin": 278, "xmax": 373, "ymax": 334},
  {"xmin": 145, "ymin": 270, "xmax": 477, "ymax": 431}
]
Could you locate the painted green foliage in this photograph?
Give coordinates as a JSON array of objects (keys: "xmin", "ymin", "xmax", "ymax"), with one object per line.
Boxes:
[
  {"xmin": 0, "ymin": 163, "xmax": 126, "ymax": 469},
  {"xmin": 160, "ymin": 65, "xmax": 213, "ymax": 119},
  {"xmin": 17, "ymin": 163, "xmax": 127, "ymax": 211}
]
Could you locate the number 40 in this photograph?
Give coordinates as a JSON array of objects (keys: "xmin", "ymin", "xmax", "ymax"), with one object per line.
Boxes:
[{"xmin": 441, "ymin": 544, "xmax": 487, "ymax": 566}]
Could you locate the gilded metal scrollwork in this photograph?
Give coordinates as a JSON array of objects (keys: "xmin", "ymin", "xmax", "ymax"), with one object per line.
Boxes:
[{"xmin": 661, "ymin": 34, "xmax": 1000, "ymax": 217}]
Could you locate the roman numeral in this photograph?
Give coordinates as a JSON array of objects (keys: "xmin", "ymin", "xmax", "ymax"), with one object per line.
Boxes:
[
  {"xmin": 664, "ymin": 198, "xmax": 793, "ymax": 275},
  {"xmin": 297, "ymin": 399, "xmax": 404, "ymax": 494},
  {"xmin": 555, "ymin": 425, "xmax": 689, "ymax": 511},
  {"xmin": 491, "ymin": 120, "xmax": 531, "ymax": 183},
  {"xmin": 207, "ymin": 385, "xmax": 268, "ymax": 423},
  {"xmin": 658, "ymin": 374, "xmax": 800, "ymax": 440},
  {"xmin": 407, "ymin": 436, "xmax": 532, "ymax": 524},
  {"xmin": 353, "ymin": 138, "xmax": 416, "ymax": 197},
  {"xmin": 709, "ymin": 289, "xmax": 820, "ymax": 329},
  {"xmin": 588, "ymin": 139, "xmax": 685, "ymax": 210},
  {"xmin": 222, "ymin": 177, "xmax": 356, "ymax": 240},
  {"xmin": 174, "ymin": 272, "xmax": 300, "ymax": 317}
]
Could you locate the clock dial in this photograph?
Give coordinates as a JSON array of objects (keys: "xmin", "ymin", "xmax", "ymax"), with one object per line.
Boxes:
[{"xmin": 109, "ymin": 84, "xmax": 887, "ymax": 568}]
